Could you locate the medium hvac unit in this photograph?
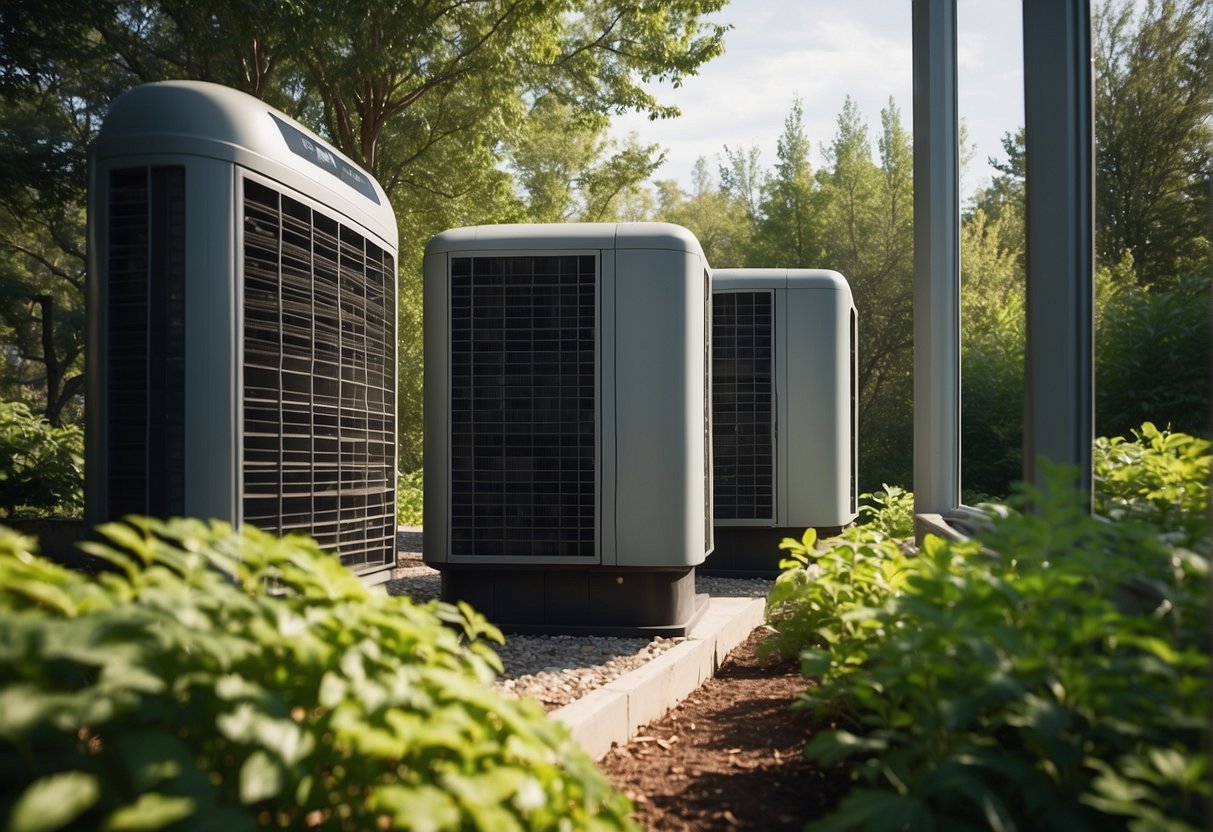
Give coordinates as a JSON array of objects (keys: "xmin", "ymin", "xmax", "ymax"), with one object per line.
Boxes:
[
  {"xmin": 706, "ymin": 268, "xmax": 857, "ymax": 575},
  {"xmin": 86, "ymin": 81, "xmax": 398, "ymax": 581},
  {"xmin": 424, "ymin": 223, "xmax": 713, "ymax": 634}
]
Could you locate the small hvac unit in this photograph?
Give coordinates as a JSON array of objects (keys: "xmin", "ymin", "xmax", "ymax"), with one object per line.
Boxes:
[
  {"xmin": 706, "ymin": 268, "xmax": 858, "ymax": 575},
  {"xmin": 86, "ymin": 81, "xmax": 398, "ymax": 581},
  {"xmin": 424, "ymin": 223, "xmax": 713, "ymax": 634}
]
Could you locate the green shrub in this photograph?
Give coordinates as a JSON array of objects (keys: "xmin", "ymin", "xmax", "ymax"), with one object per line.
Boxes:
[
  {"xmin": 0, "ymin": 400, "xmax": 83, "ymax": 519},
  {"xmin": 0, "ymin": 518, "xmax": 637, "ymax": 831},
  {"xmin": 765, "ymin": 428, "xmax": 1211, "ymax": 831},
  {"xmin": 855, "ymin": 484, "xmax": 915, "ymax": 540},
  {"xmin": 397, "ymin": 469, "xmax": 423, "ymax": 526},
  {"xmin": 759, "ymin": 526, "xmax": 920, "ymax": 685},
  {"xmin": 1094, "ymin": 421, "xmax": 1210, "ymax": 547},
  {"xmin": 1096, "ymin": 272, "xmax": 1211, "ymax": 442}
]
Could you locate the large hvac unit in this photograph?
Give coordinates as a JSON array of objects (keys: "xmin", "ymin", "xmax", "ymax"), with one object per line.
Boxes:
[
  {"xmin": 705, "ymin": 268, "xmax": 857, "ymax": 575},
  {"xmin": 424, "ymin": 223, "xmax": 713, "ymax": 634},
  {"xmin": 86, "ymin": 81, "xmax": 398, "ymax": 581}
]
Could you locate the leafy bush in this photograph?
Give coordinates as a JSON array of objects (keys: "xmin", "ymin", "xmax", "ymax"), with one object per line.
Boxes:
[
  {"xmin": 855, "ymin": 484, "xmax": 915, "ymax": 540},
  {"xmin": 1094, "ymin": 421, "xmax": 1209, "ymax": 546},
  {"xmin": 1097, "ymin": 272, "xmax": 1211, "ymax": 442},
  {"xmin": 765, "ymin": 428, "xmax": 1211, "ymax": 831},
  {"xmin": 0, "ymin": 400, "xmax": 83, "ymax": 519},
  {"xmin": 759, "ymin": 526, "xmax": 918, "ymax": 678},
  {"xmin": 397, "ymin": 469, "xmax": 423, "ymax": 526},
  {"xmin": 0, "ymin": 518, "xmax": 637, "ymax": 831}
]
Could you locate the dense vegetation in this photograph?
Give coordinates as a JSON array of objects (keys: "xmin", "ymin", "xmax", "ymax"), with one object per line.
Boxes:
[
  {"xmin": 657, "ymin": 0, "xmax": 1211, "ymax": 496},
  {"xmin": 0, "ymin": 518, "xmax": 637, "ymax": 831},
  {"xmin": 0, "ymin": 400, "xmax": 83, "ymax": 519},
  {"xmin": 763, "ymin": 424, "xmax": 1210, "ymax": 831},
  {"xmin": 2, "ymin": 0, "xmax": 1208, "ymax": 508},
  {"xmin": 0, "ymin": 0, "xmax": 729, "ymax": 474}
]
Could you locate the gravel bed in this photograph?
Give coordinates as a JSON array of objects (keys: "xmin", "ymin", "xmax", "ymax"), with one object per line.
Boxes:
[{"xmin": 385, "ymin": 533, "xmax": 773, "ymax": 710}]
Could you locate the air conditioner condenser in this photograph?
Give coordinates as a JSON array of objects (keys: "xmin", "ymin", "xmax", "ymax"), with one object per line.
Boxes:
[
  {"xmin": 705, "ymin": 268, "xmax": 858, "ymax": 576},
  {"xmin": 86, "ymin": 81, "xmax": 398, "ymax": 581},
  {"xmin": 423, "ymin": 223, "xmax": 713, "ymax": 634}
]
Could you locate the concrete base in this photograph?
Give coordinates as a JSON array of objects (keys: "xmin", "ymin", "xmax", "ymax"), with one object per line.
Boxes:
[
  {"xmin": 700, "ymin": 525, "xmax": 842, "ymax": 577},
  {"xmin": 438, "ymin": 566, "xmax": 708, "ymax": 636},
  {"xmin": 552, "ymin": 595, "xmax": 767, "ymax": 759}
]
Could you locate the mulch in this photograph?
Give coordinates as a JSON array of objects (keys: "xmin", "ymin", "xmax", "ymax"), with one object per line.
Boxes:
[{"xmin": 597, "ymin": 628, "xmax": 850, "ymax": 830}]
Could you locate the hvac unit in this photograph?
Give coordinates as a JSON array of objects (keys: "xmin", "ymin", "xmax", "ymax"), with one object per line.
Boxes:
[
  {"xmin": 424, "ymin": 223, "xmax": 713, "ymax": 634},
  {"xmin": 706, "ymin": 268, "xmax": 857, "ymax": 575},
  {"xmin": 86, "ymin": 81, "xmax": 398, "ymax": 581}
]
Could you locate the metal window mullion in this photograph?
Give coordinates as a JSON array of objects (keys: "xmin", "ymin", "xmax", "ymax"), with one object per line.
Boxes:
[
  {"xmin": 912, "ymin": 0, "xmax": 962, "ymax": 519},
  {"xmin": 1022, "ymin": 0, "xmax": 1095, "ymax": 505}
]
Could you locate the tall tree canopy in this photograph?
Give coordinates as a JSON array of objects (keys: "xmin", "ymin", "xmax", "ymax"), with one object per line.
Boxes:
[
  {"xmin": 1094, "ymin": 0, "xmax": 1212, "ymax": 287},
  {"xmin": 0, "ymin": 0, "xmax": 728, "ymax": 469}
]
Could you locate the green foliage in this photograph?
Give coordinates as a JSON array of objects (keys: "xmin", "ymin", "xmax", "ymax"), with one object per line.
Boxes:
[
  {"xmin": 1096, "ymin": 271, "xmax": 1212, "ymax": 442},
  {"xmin": 1094, "ymin": 0, "xmax": 1213, "ymax": 288},
  {"xmin": 397, "ymin": 468, "xmax": 423, "ymax": 527},
  {"xmin": 0, "ymin": 518, "xmax": 637, "ymax": 831},
  {"xmin": 1094, "ymin": 421, "xmax": 1210, "ymax": 546},
  {"xmin": 760, "ymin": 526, "xmax": 918, "ymax": 674},
  {"xmin": 855, "ymin": 484, "xmax": 915, "ymax": 540},
  {"xmin": 0, "ymin": 399, "xmax": 82, "ymax": 518},
  {"xmin": 764, "ymin": 432, "xmax": 1211, "ymax": 831}
]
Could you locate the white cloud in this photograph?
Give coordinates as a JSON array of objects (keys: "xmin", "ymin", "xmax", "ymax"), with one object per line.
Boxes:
[{"xmin": 610, "ymin": 0, "xmax": 1025, "ymax": 195}]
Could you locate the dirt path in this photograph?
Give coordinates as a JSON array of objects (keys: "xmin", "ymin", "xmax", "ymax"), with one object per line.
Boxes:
[{"xmin": 598, "ymin": 628, "xmax": 849, "ymax": 830}]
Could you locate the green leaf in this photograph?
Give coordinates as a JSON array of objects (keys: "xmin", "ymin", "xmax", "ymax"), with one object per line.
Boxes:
[
  {"xmin": 7, "ymin": 771, "xmax": 100, "ymax": 832},
  {"xmin": 238, "ymin": 751, "xmax": 282, "ymax": 804},
  {"xmin": 101, "ymin": 794, "xmax": 196, "ymax": 831}
]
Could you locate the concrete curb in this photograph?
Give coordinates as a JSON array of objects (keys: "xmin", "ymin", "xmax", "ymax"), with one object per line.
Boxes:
[{"xmin": 551, "ymin": 596, "xmax": 767, "ymax": 760}]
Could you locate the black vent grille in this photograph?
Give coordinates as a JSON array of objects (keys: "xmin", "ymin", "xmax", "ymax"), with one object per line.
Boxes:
[
  {"xmin": 105, "ymin": 166, "xmax": 186, "ymax": 519},
  {"xmin": 449, "ymin": 255, "xmax": 596, "ymax": 558},
  {"xmin": 242, "ymin": 179, "xmax": 395, "ymax": 571},
  {"xmin": 712, "ymin": 290, "xmax": 775, "ymax": 521}
]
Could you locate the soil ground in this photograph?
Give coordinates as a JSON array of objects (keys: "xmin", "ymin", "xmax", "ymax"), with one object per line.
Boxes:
[{"xmin": 597, "ymin": 628, "xmax": 849, "ymax": 831}]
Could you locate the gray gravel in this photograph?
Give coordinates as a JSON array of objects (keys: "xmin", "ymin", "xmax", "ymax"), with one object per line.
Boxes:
[{"xmin": 385, "ymin": 528, "xmax": 773, "ymax": 710}]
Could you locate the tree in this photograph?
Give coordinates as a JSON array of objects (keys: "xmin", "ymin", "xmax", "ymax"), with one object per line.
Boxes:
[
  {"xmin": 1094, "ymin": 0, "xmax": 1213, "ymax": 287},
  {"xmin": 0, "ymin": 16, "xmax": 107, "ymax": 425},
  {"xmin": 719, "ymin": 142, "xmax": 765, "ymax": 228},
  {"xmin": 655, "ymin": 157, "xmax": 750, "ymax": 266},
  {"xmin": 816, "ymin": 97, "xmax": 915, "ymax": 490},
  {"xmin": 0, "ymin": 0, "xmax": 731, "ymax": 473},
  {"xmin": 749, "ymin": 97, "xmax": 822, "ymax": 265},
  {"xmin": 959, "ymin": 206, "xmax": 1025, "ymax": 498}
]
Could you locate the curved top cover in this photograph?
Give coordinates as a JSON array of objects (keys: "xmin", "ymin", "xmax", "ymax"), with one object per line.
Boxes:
[
  {"xmin": 426, "ymin": 222, "xmax": 706, "ymax": 259},
  {"xmin": 93, "ymin": 80, "xmax": 395, "ymax": 245},
  {"xmin": 712, "ymin": 267, "xmax": 854, "ymax": 306}
]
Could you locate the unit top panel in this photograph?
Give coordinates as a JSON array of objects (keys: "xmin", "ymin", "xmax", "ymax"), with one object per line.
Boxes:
[{"xmin": 426, "ymin": 222, "xmax": 706, "ymax": 259}]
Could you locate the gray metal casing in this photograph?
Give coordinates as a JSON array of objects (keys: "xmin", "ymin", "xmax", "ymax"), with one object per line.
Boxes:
[
  {"xmin": 712, "ymin": 268, "xmax": 858, "ymax": 529},
  {"xmin": 86, "ymin": 81, "xmax": 398, "ymax": 578},
  {"xmin": 424, "ymin": 223, "xmax": 713, "ymax": 570}
]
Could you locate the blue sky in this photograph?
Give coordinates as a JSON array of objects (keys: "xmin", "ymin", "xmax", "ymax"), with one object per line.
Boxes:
[{"xmin": 611, "ymin": 0, "xmax": 1026, "ymax": 199}]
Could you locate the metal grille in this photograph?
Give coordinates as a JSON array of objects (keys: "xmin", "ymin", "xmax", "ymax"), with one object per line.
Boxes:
[
  {"xmin": 105, "ymin": 166, "xmax": 186, "ymax": 518},
  {"xmin": 712, "ymin": 290, "xmax": 775, "ymax": 521},
  {"xmin": 242, "ymin": 178, "xmax": 396, "ymax": 570},
  {"xmin": 449, "ymin": 255, "xmax": 596, "ymax": 558}
]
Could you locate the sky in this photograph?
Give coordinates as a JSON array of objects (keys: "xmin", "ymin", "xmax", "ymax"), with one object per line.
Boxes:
[{"xmin": 610, "ymin": 0, "xmax": 1026, "ymax": 200}]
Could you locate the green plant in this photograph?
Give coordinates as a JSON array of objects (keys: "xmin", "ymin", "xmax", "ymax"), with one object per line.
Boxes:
[
  {"xmin": 759, "ymin": 526, "xmax": 920, "ymax": 684},
  {"xmin": 1094, "ymin": 421, "xmax": 1210, "ymax": 547},
  {"xmin": 0, "ymin": 400, "xmax": 83, "ymax": 519},
  {"xmin": 397, "ymin": 469, "xmax": 423, "ymax": 526},
  {"xmin": 0, "ymin": 518, "xmax": 637, "ymax": 831},
  {"xmin": 765, "ymin": 431, "xmax": 1211, "ymax": 831},
  {"xmin": 1096, "ymin": 272, "xmax": 1211, "ymax": 442},
  {"xmin": 855, "ymin": 484, "xmax": 915, "ymax": 539}
]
